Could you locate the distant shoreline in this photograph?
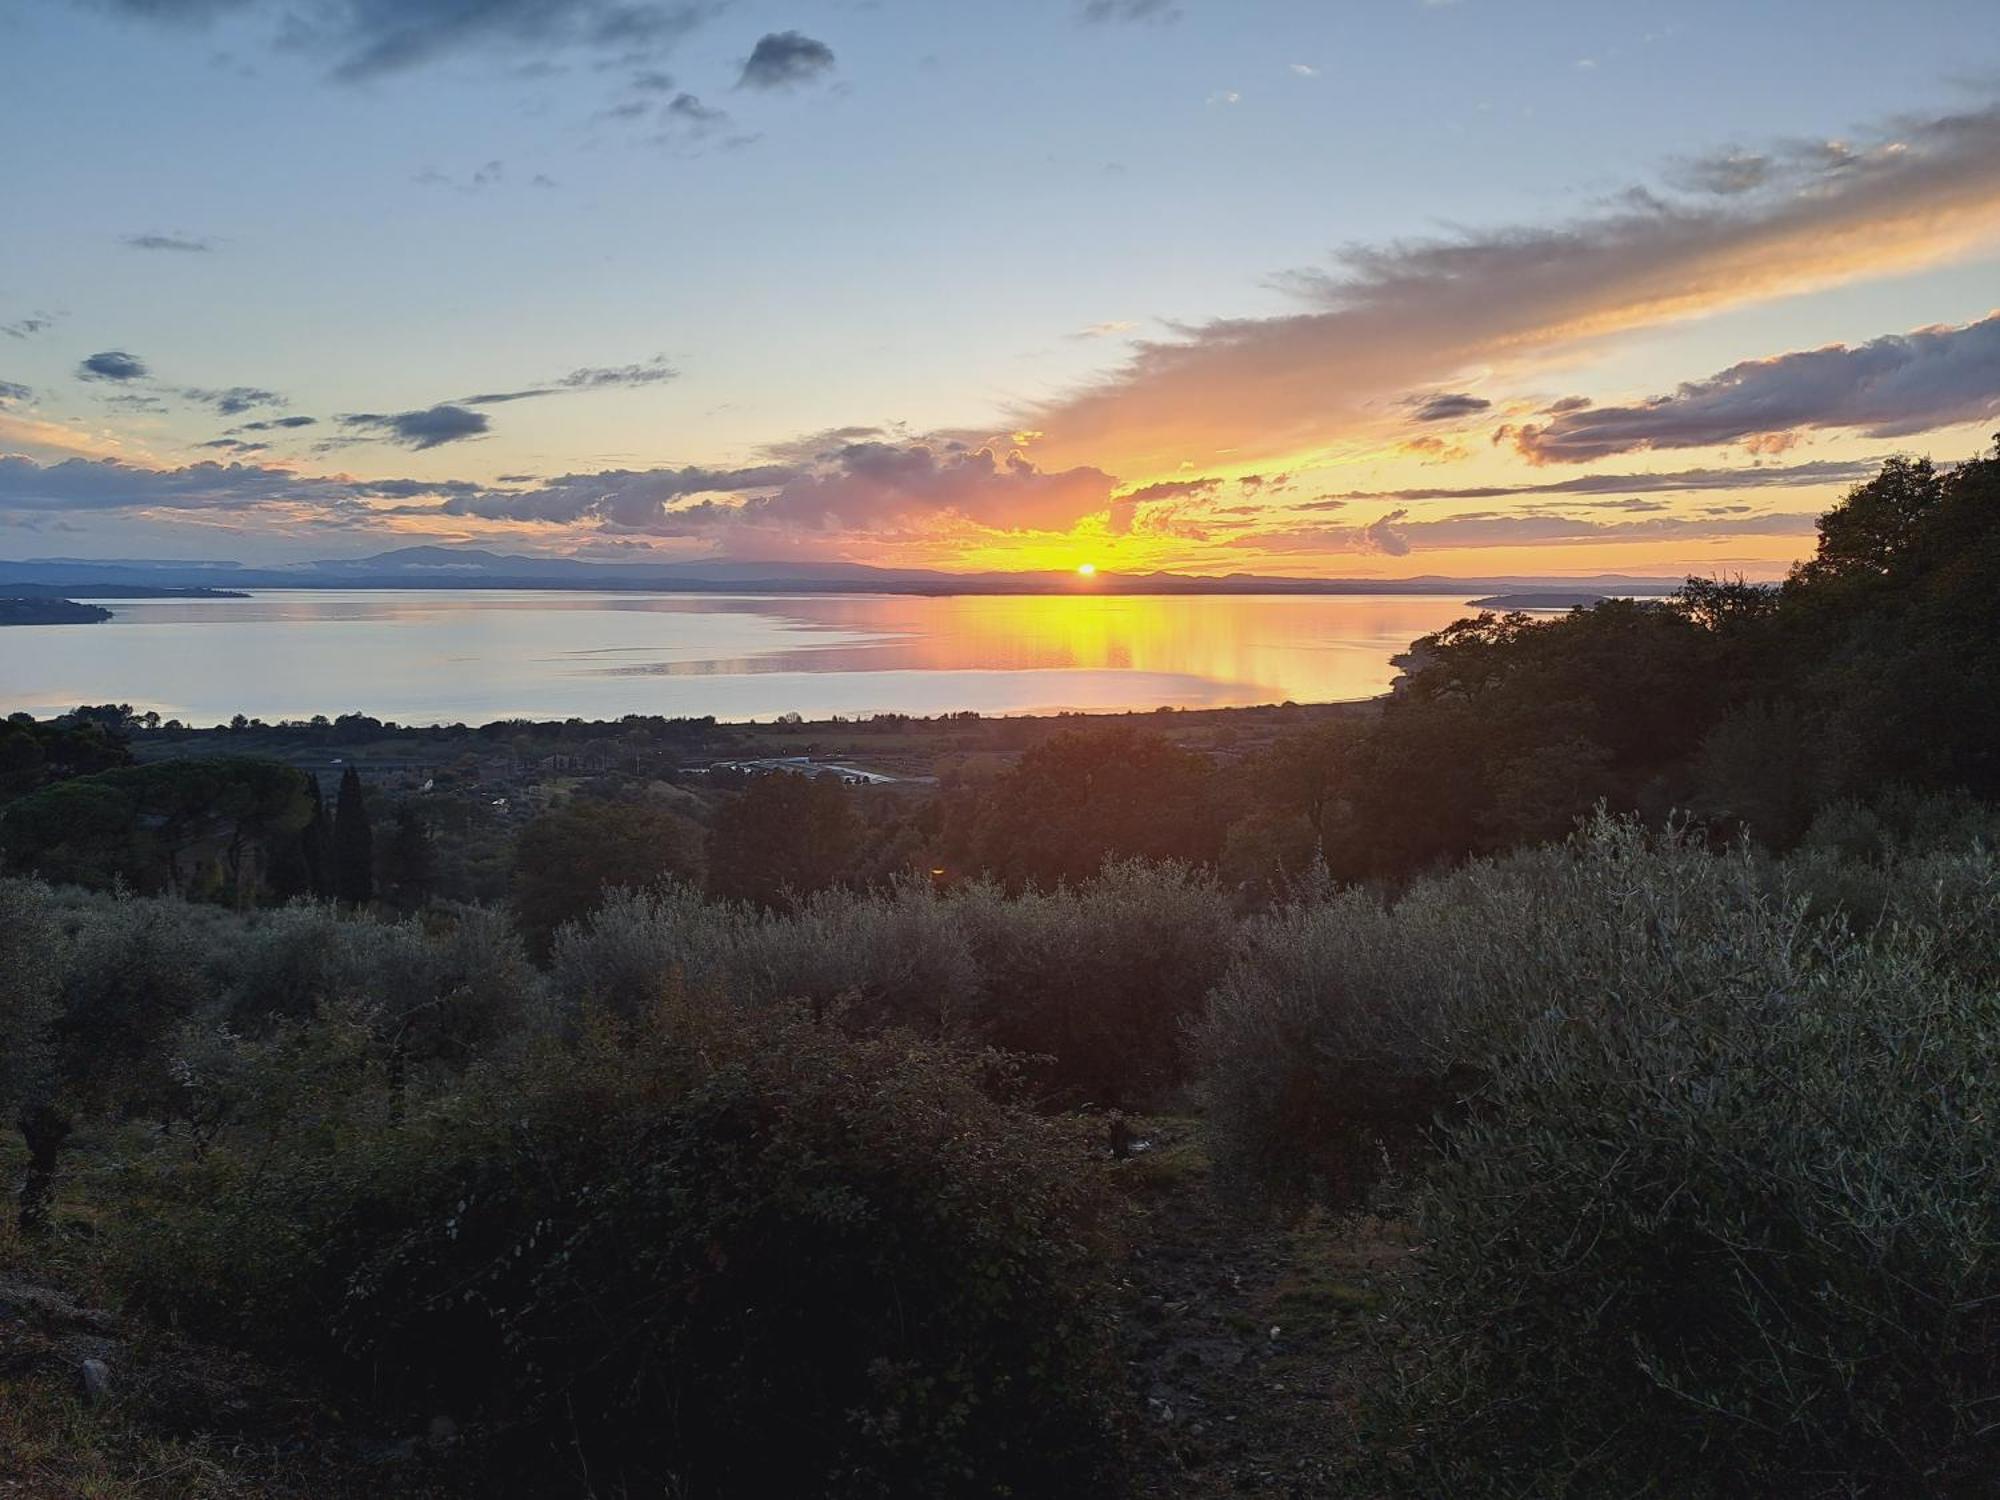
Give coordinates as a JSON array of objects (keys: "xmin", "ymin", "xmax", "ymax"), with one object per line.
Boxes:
[
  {"xmin": 0, "ymin": 549, "xmax": 1691, "ymax": 599},
  {"xmin": 0, "ymin": 575, "xmax": 1683, "ymax": 600}
]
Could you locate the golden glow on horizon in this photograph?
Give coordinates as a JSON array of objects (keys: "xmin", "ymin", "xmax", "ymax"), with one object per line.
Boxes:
[{"xmin": 1076, "ymin": 562, "xmax": 1096, "ymax": 576}]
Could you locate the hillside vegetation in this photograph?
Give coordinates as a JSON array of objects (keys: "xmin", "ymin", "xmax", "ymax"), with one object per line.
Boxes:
[{"xmin": 1, "ymin": 444, "xmax": 1998, "ymax": 1496}]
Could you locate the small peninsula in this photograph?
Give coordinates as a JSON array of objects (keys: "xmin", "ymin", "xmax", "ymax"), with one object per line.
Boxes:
[
  {"xmin": 0, "ymin": 596, "xmax": 115, "ymax": 626},
  {"xmin": 1469, "ymin": 590, "xmax": 1614, "ymax": 610}
]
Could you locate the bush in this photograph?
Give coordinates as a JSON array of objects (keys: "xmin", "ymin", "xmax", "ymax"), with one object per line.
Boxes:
[
  {"xmin": 957, "ymin": 859, "xmax": 1236, "ymax": 1107},
  {"xmin": 1203, "ymin": 816, "xmax": 2000, "ymax": 1494},
  {"xmin": 547, "ymin": 881, "xmax": 752, "ymax": 1017},
  {"xmin": 117, "ymin": 996, "xmax": 1125, "ymax": 1498},
  {"xmin": 1196, "ymin": 874, "xmax": 1485, "ymax": 1204},
  {"xmin": 551, "ymin": 862, "xmax": 1234, "ymax": 1108},
  {"xmin": 225, "ymin": 901, "xmax": 547, "ymax": 1065}
]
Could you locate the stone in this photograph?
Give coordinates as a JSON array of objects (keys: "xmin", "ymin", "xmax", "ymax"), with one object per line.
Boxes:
[{"xmin": 79, "ymin": 1358, "xmax": 113, "ymax": 1405}]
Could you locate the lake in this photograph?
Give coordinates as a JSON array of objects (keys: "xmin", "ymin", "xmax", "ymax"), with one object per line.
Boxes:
[{"xmin": 0, "ymin": 589, "xmax": 1488, "ymax": 724}]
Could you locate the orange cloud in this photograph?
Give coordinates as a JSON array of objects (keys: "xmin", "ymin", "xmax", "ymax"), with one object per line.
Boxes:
[{"xmin": 1017, "ymin": 106, "xmax": 2000, "ymax": 478}]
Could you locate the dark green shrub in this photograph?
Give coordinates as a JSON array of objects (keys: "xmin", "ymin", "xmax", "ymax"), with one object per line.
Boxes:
[
  {"xmin": 956, "ymin": 859, "xmax": 1237, "ymax": 1108},
  {"xmin": 1195, "ymin": 876, "xmax": 1483, "ymax": 1204},
  {"xmin": 118, "ymin": 995, "xmax": 1124, "ymax": 1498},
  {"xmin": 551, "ymin": 862, "xmax": 1234, "ymax": 1109},
  {"xmin": 1203, "ymin": 816, "xmax": 2000, "ymax": 1494}
]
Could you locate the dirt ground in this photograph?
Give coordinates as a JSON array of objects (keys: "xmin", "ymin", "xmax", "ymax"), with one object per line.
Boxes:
[{"xmin": 1114, "ymin": 1120, "xmax": 1420, "ymax": 1499}]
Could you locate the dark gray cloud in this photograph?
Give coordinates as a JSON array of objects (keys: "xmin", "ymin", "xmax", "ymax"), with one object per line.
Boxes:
[
  {"xmin": 464, "ymin": 355, "xmax": 677, "ymax": 405},
  {"xmin": 2, "ymin": 314, "xmax": 56, "ymax": 340},
  {"xmin": 0, "ymin": 453, "xmax": 340, "ymax": 512},
  {"xmin": 1317, "ymin": 457, "xmax": 1885, "ymax": 504},
  {"xmin": 737, "ymin": 30, "xmax": 834, "ymax": 90},
  {"xmin": 1409, "ymin": 391, "xmax": 1492, "ymax": 422},
  {"xmin": 183, "ymin": 385, "xmax": 284, "ymax": 415},
  {"xmin": 1117, "ymin": 477, "xmax": 1222, "ymax": 503},
  {"xmin": 121, "ymin": 231, "xmax": 214, "ymax": 252},
  {"xmin": 1514, "ymin": 312, "xmax": 2000, "ymax": 463},
  {"xmin": 448, "ymin": 442, "xmax": 1114, "ymax": 536},
  {"xmin": 442, "ymin": 463, "xmax": 796, "ymax": 525},
  {"xmin": 1081, "ymin": 0, "xmax": 1181, "ymax": 22},
  {"xmin": 743, "ymin": 442, "xmax": 1112, "ymax": 533},
  {"xmin": 197, "ymin": 438, "xmax": 270, "ymax": 453},
  {"xmin": 1108, "ymin": 476, "xmax": 1220, "ymax": 533},
  {"xmin": 755, "ymin": 425, "xmax": 893, "ymax": 464},
  {"xmin": 340, "ymin": 404, "xmax": 490, "ymax": 449},
  {"xmin": 78, "ymin": 350, "xmax": 149, "ymax": 382},
  {"xmin": 1239, "ymin": 507, "xmax": 1821, "ymax": 557},
  {"xmin": 83, "ymin": 0, "xmax": 716, "ymax": 81},
  {"xmin": 0, "ymin": 380, "xmax": 30, "ymax": 405},
  {"xmin": 0, "ymin": 453, "xmax": 489, "ymax": 515},
  {"xmin": 1365, "ymin": 511, "xmax": 1411, "ymax": 556},
  {"xmin": 233, "ymin": 415, "xmax": 318, "ymax": 431}
]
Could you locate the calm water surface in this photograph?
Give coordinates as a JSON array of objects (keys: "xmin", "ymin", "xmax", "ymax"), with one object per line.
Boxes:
[{"xmin": 0, "ymin": 590, "xmax": 1485, "ymax": 723}]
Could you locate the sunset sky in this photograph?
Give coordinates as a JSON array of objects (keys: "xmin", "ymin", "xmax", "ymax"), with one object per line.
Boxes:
[{"xmin": 3, "ymin": 0, "xmax": 1998, "ymax": 578}]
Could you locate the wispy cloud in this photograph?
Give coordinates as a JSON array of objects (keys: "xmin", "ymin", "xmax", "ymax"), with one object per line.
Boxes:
[
  {"xmin": 121, "ymin": 231, "xmax": 214, "ymax": 252},
  {"xmin": 1081, "ymin": 0, "xmax": 1182, "ymax": 22},
  {"xmin": 1408, "ymin": 391, "xmax": 1492, "ymax": 422},
  {"xmin": 1512, "ymin": 312, "xmax": 2000, "ymax": 463},
  {"xmin": 1314, "ymin": 457, "xmax": 1886, "ymax": 504},
  {"xmin": 1239, "ymin": 508, "xmax": 1821, "ymax": 557},
  {"xmin": 86, "ymin": 0, "xmax": 720, "ymax": 82},
  {"xmin": 1016, "ymin": 102, "xmax": 2000, "ymax": 476},
  {"xmin": 463, "ymin": 356, "xmax": 677, "ymax": 405},
  {"xmin": 182, "ymin": 385, "xmax": 285, "ymax": 416}
]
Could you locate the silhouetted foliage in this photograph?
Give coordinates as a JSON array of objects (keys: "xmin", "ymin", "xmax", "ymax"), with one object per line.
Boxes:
[
  {"xmin": 705, "ymin": 770, "xmax": 860, "ymax": 907},
  {"xmin": 951, "ymin": 725, "xmax": 1227, "ymax": 887},
  {"xmin": 332, "ymin": 766, "xmax": 373, "ymax": 906},
  {"xmin": 1264, "ymin": 443, "xmax": 2000, "ymax": 879},
  {"xmin": 511, "ymin": 795, "xmax": 704, "ymax": 951},
  {"xmin": 378, "ymin": 804, "xmax": 436, "ymax": 913},
  {"xmin": 0, "ymin": 758, "xmax": 313, "ymax": 899},
  {"xmin": 0, "ymin": 710, "xmax": 133, "ymax": 802}
]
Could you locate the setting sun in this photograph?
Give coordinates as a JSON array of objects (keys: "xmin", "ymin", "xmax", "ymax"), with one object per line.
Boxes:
[{"xmin": 1076, "ymin": 563, "xmax": 1096, "ymax": 577}]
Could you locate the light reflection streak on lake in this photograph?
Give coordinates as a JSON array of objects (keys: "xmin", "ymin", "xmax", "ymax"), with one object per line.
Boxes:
[{"xmin": 0, "ymin": 589, "xmax": 1488, "ymax": 725}]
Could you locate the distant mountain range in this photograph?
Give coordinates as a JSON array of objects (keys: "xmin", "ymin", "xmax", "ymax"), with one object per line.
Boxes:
[{"xmin": 0, "ymin": 546, "xmax": 1688, "ymax": 597}]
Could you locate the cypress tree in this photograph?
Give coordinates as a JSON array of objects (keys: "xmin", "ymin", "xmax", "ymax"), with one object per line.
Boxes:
[
  {"xmin": 332, "ymin": 765, "xmax": 374, "ymax": 906},
  {"xmin": 382, "ymin": 804, "xmax": 435, "ymax": 912},
  {"xmin": 267, "ymin": 770, "xmax": 315, "ymax": 903},
  {"xmin": 302, "ymin": 774, "xmax": 334, "ymax": 899}
]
